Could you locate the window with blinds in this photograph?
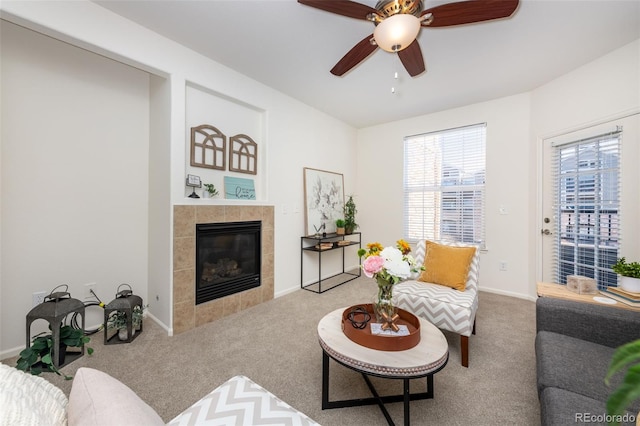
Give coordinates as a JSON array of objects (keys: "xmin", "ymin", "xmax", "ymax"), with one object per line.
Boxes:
[
  {"xmin": 552, "ymin": 130, "xmax": 621, "ymax": 289},
  {"xmin": 403, "ymin": 123, "xmax": 486, "ymax": 246}
]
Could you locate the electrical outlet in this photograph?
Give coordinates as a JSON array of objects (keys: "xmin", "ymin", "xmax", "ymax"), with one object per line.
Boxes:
[
  {"xmin": 32, "ymin": 291, "xmax": 47, "ymax": 307},
  {"xmin": 499, "ymin": 261, "xmax": 508, "ymax": 271},
  {"xmin": 84, "ymin": 282, "xmax": 96, "ymax": 299}
]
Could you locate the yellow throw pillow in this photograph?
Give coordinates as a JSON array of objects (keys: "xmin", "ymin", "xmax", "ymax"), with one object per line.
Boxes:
[{"xmin": 418, "ymin": 241, "xmax": 476, "ymax": 291}]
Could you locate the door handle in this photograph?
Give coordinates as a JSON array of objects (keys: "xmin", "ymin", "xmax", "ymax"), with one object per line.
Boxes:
[{"xmin": 541, "ymin": 229, "xmax": 552, "ymax": 235}]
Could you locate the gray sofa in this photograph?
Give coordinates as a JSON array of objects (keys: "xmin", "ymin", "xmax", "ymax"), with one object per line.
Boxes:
[{"xmin": 535, "ymin": 297, "xmax": 640, "ymax": 425}]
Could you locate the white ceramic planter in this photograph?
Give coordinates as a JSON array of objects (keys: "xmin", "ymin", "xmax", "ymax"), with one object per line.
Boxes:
[{"xmin": 619, "ymin": 276, "xmax": 640, "ymax": 293}]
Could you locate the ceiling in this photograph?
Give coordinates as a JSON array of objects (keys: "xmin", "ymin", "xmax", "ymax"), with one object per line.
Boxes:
[{"xmin": 94, "ymin": 0, "xmax": 640, "ymax": 128}]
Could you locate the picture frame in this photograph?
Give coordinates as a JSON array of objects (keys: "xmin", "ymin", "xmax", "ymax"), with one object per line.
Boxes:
[
  {"xmin": 224, "ymin": 176, "xmax": 256, "ymax": 200},
  {"xmin": 303, "ymin": 167, "xmax": 344, "ymax": 236},
  {"xmin": 186, "ymin": 174, "xmax": 201, "ymax": 188}
]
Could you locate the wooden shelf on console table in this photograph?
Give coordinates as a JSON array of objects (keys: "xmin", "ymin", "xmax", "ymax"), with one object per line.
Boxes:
[{"xmin": 537, "ymin": 282, "xmax": 640, "ymax": 312}]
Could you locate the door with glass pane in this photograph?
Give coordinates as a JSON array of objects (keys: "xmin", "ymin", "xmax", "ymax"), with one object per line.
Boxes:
[{"xmin": 540, "ymin": 116, "xmax": 640, "ymax": 289}]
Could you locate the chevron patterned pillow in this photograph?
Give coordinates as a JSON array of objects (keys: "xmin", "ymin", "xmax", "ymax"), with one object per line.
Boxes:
[{"xmin": 168, "ymin": 375, "xmax": 319, "ymax": 426}]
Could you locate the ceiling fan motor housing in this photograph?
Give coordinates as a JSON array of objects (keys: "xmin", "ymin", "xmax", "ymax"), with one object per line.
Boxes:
[{"xmin": 374, "ymin": 0, "xmax": 423, "ymax": 21}]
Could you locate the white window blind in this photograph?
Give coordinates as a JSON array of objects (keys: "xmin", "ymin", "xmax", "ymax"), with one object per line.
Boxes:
[
  {"xmin": 403, "ymin": 123, "xmax": 486, "ymax": 246},
  {"xmin": 552, "ymin": 129, "xmax": 621, "ymax": 289}
]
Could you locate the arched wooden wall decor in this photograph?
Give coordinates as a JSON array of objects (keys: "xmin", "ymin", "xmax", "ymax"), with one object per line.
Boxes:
[
  {"xmin": 191, "ymin": 125, "xmax": 226, "ymax": 170},
  {"xmin": 229, "ymin": 134, "xmax": 258, "ymax": 175}
]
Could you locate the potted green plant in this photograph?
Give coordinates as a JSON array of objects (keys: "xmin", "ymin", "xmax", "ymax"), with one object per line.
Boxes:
[
  {"xmin": 132, "ymin": 304, "xmax": 146, "ymax": 331},
  {"xmin": 16, "ymin": 324, "xmax": 93, "ymax": 380},
  {"xmin": 605, "ymin": 339, "xmax": 640, "ymax": 424},
  {"xmin": 108, "ymin": 305, "xmax": 146, "ymax": 340},
  {"xmin": 612, "ymin": 257, "xmax": 640, "ymax": 293},
  {"xmin": 335, "ymin": 219, "xmax": 346, "ymax": 235},
  {"xmin": 107, "ymin": 311, "xmax": 130, "ymax": 340},
  {"xmin": 203, "ymin": 183, "xmax": 219, "ymax": 199},
  {"xmin": 344, "ymin": 195, "xmax": 358, "ymax": 235}
]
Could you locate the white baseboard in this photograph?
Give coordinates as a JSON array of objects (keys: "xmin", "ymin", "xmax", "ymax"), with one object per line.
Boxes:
[
  {"xmin": 146, "ymin": 312, "xmax": 172, "ymax": 336},
  {"xmin": 0, "ymin": 345, "xmax": 24, "ymax": 361},
  {"xmin": 274, "ymin": 286, "xmax": 300, "ymax": 299},
  {"xmin": 479, "ymin": 286, "xmax": 537, "ymax": 302}
]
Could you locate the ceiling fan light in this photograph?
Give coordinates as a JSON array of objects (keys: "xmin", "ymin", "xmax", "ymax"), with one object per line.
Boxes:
[{"xmin": 373, "ymin": 14, "xmax": 420, "ymax": 53}]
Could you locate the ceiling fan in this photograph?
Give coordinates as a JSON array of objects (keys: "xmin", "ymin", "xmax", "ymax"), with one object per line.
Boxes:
[{"xmin": 298, "ymin": 0, "xmax": 519, "ymax": 77}]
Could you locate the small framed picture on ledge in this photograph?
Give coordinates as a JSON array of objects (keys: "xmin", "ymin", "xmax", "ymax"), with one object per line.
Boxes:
[{"xmin": 186, "ymin": 174, "xmax": 201, "ymax": 188}]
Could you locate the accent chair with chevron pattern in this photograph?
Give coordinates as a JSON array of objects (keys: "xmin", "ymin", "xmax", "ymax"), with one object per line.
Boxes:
[{"xmin": 394, "ymin": 240, "xmax": 480, "ymax": 368}]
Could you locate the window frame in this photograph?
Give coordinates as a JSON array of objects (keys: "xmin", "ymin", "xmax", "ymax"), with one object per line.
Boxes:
[{"xmin": 403, "ymin": 123, "xmax": 487, "ymax": 247}]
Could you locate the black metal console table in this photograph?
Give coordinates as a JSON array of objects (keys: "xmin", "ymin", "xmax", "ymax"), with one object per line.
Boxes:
[{"xmin": 301, "ymin": 232, "xmax": 361, "ymax": 293}]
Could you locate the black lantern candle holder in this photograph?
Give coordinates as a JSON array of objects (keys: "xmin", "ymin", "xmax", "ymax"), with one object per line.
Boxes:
[
  {"xmin": 104, "ymin": 284, "xmax": 143, "ymax": 344},
  {"xmin": 25, "ymin": 285, "xmax": 85, "ymax": 369}
]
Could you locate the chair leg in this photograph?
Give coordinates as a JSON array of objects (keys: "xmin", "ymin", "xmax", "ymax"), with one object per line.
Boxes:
[
  {"xmin": 460, "ymin": 317, "xmax": 476, "ymax": 368},
  {"xmin": 461, "ymin": 335, "xmax": 469, "ymax": 368}
]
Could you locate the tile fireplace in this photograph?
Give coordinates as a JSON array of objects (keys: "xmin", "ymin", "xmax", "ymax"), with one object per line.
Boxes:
[{"xmin": 173, "ymin": 205, "xmax": 274, "ymax": 334}]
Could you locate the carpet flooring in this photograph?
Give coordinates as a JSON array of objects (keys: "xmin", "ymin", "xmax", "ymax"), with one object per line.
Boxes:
[{"xmin": 3, "ymin": 276, "xmax": 540, "ymax": 425}]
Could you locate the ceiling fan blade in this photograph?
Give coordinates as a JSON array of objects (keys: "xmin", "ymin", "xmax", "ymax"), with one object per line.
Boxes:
[
  {"xmin": 421, "ymin": 0, "xmax": 519, "ymax": 27},
  {"xmin": 398, "ymin": 39, "xmax": 425, "ymax": 77},
  {"xmin": 330, "ymin": 34, "xmax": 378, "ymax": 76},
  {"xmin": 298, "ymin": 0, "xmax": 378, "ymax": 20}
]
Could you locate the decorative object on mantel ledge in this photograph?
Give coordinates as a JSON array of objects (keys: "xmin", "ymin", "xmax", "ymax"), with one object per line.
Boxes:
[
  {"xmin": 186, "ymin": 174, "xmax": 201, "ymax": 198},
  {"xmin": 191, "ymin": 124, "xmax": 226, "ymax": 170},
  {"xmin": 190, "ymin": 125, "xmax": 259, "ymax": 175},
  {"xmin": 303, "ymin": 167, "xmax": 344, "ymax": 236},
  {"xmin": 229, "ymin": 134, "xmax": 258, "ymax": 175},
  {"xmin": 224, "ymin": 176, "xmax": 256, "ymax": 200},
  {"xmin": 202, "ymin": 183, "xmax": 219, "ymax": 199}
]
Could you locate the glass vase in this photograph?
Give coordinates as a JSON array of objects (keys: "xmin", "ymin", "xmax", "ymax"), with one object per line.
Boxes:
[{"xmin": 373, "ymin": 277, "xmax": 396, "ymax": 323}]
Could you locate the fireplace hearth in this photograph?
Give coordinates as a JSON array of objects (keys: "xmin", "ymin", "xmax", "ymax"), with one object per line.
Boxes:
[{"xmin": 195, "ymin": 221, "xmax": 261, "ymax": 305}]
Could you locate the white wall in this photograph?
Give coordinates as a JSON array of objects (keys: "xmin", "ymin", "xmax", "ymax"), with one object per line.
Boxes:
[
  {"xmin": 1, "ymin": 21, "xmax": 150, "ymax": 352},
  {"xmin": 148, "ymin": 75, "xmax": 172, "ymax": 329},
  {"xmin": 531, "ymin": 39, "xmax": 640, "ymax": 279},
  {"xmin": 356, "ymin": 38, "xmax": 640, "ymax": 300},
  {"xmin": 0, "ymin": 1, "xmax": 357, "ymax": 356},
  {"xmin": 357, "ymin": 94, "xmax": 533, "ymax": 299}
]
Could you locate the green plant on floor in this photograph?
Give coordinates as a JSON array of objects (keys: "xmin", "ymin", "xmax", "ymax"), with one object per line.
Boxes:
[
  {"xmin": 107, "ymin": 305, "xmax": 146, "ymax": 331},
  {"xmin": 611, "ymin": 258, "xmax": 640, "ymax": 279},
  {"xmin": 107, "ymin": 311, "xmax": 128, "ymax": 331},
  {"xmin": 132, "ymin": 304, "xmax": 147, "ymax": 329},
  {"xmin": 16, "ymin": 324, "xmax": 93, "ymax": 380},
  {"xmin": 344, "ymin": 195, "xmax": 358, "ymax": 234},
  {"xmin": 203, "ymin": 183, "xmax": 219, "ymax": 197},
  {"xmin": 605, "ymin": 339, "xmax": 640, "ymax": 424}
]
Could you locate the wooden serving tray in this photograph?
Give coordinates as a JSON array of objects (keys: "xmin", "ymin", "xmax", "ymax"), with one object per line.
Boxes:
[{"xmin": 341, "ymin": 304, "xmax": 421, "ymax": 351}]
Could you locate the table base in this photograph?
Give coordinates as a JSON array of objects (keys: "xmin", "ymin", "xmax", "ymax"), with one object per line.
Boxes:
[{"xmin": 321, "ymin": 351, "xmax": 434, "ymax": 426}]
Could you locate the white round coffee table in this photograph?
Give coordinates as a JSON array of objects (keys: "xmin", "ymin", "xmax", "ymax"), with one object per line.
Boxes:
[{"xmin": 317, "ymin": 306, "xmax": 449, "ymax": 426}]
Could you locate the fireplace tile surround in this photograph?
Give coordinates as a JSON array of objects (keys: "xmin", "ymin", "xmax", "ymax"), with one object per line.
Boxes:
[{"xmin": 173, "ymin": 205, "xmax": 274, "ymax": 334}]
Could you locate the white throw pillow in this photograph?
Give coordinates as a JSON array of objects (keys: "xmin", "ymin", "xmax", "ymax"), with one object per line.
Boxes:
[
  {"xmin": 0, "ymin": 362, "xmax": 68, "ymax": 426},
  {"xmin": 67, "ymin": 367, "xmax": 164, "ymax": 426}
]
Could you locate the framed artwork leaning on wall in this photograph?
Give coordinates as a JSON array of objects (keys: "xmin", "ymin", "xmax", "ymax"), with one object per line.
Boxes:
[{"xmin": 303, "ymin": 167, "xmax": 344, "ymax": 236}]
